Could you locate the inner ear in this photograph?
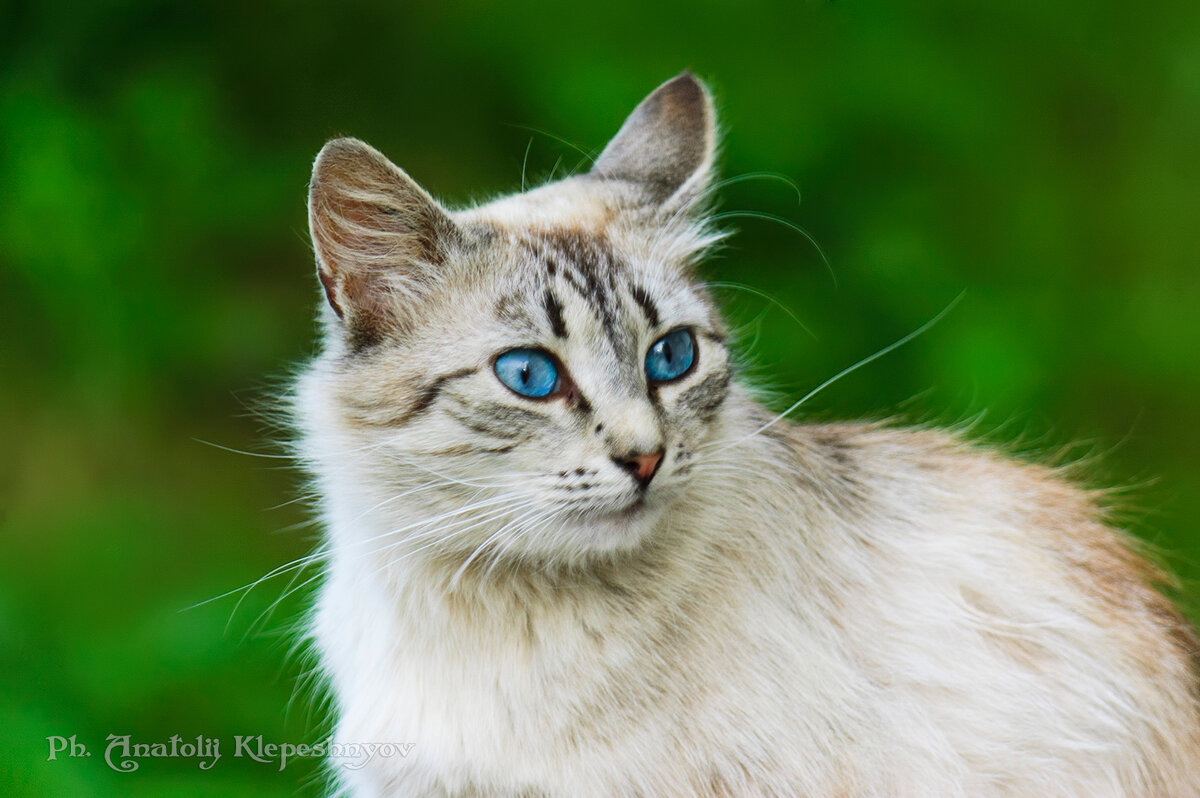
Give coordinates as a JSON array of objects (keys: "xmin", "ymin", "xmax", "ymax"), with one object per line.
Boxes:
[
  {"xmin": 590, "ymin": 72, "xmax": 716, "ymax": 210},
  {"xmin": 308, "ymin": 137, "xmax": 460, "ymax": 345}
]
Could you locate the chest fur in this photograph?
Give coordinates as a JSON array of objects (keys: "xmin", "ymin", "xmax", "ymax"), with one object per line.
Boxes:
[{"xmin": 314, "ymin": 558, "xmax": 733, "ymax": 785}]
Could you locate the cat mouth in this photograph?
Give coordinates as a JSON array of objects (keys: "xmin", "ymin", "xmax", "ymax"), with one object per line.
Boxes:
[
  {"xmin": 612, "ymin": 496, "xmax": 646, "ymax": 518},
  {"xmin": 592, "ymin": 493, "xmax": 656, "ymax": 525}
]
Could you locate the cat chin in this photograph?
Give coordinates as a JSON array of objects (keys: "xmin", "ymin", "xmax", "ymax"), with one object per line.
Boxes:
[{"xmin": 570, "ymin": 498, "xmax": 666, "ymax": 556}]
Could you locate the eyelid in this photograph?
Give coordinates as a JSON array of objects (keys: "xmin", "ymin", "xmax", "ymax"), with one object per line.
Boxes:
[{"xmin": 489, "ymin": 346, "xmax": 564, "ymax": 372}]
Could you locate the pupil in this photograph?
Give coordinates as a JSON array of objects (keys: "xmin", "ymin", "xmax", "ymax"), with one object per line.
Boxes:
[
  {"xmin": 520, "ymin": 362, "xmax": 531, "ymax": 385},
  {"xmin": 662, "ymin": 340, "xmax": 673, "ymax": 364}
]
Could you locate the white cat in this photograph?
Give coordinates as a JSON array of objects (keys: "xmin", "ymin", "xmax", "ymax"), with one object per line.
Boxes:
[{"xmin": 295, "ymin": 73, "xmax": 1200, "ymax": 796}]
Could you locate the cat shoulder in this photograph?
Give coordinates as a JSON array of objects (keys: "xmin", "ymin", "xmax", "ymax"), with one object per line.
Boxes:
[{"xmin": 780, "ymin": 418, "xmax": 1196, "ymax": 670}]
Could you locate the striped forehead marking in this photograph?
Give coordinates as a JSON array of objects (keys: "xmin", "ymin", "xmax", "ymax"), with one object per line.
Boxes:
[{"xmin": 521, "ymin": 229, "xmax": 636, "ymax": 359}]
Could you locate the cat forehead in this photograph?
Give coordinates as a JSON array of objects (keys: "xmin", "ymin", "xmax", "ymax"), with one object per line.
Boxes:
[
  {"xmin": 477, "ymin": 225, "xmax": 693, "ymax": 309},
  {"xmin": 450, "ymin": 223, "xmax": 710, "ymax": 350},
  {"xmin": 445, "ymin": 179, "xmax": 717, "ymax": 337},
  {"xmin": 456, "ymin": 176, "xmax": 644, "ymax": 233}
]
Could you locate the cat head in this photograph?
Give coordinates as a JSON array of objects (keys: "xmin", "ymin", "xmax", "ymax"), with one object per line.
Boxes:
[{"xmin": 301, "ymin": 73, "xmax": 736, "ymax": 568}]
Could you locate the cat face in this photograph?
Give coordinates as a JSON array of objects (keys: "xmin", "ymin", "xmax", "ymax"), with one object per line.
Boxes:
[{"xmin": 303, "ymin": 74, "xmax": 731, "ymax": 566}]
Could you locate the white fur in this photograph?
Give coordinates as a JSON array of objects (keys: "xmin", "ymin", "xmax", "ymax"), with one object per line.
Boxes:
[
  {"xmin": 295, "ymin": 75, "xmax": 1200, "ymax": 797},
  {"xmin": 299, "ymin": 382, "xmax": 1199, "ymax": 796}
]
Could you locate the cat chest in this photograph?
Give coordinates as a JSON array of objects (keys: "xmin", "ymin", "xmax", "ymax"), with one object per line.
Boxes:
[{"xmin": 324, "ymin": 581, "xmax": 657, "ymax": 765}]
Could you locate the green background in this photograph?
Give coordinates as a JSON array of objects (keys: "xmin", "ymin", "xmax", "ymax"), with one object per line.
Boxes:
[{"xmin": 4, "ymin": 1, "xmax": 1198, "ymax": 795}]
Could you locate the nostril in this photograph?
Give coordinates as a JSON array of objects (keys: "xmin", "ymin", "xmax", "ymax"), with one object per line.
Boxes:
[{"xmin": 614, "ymin": 450, "xmax": 664, "ymax": 488}]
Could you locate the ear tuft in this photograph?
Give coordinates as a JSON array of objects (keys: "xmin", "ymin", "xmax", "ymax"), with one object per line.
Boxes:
[
  {"xmin": 591, "ymin": 72, "xmax": 716, "ymax": 211},
  {"xmin": 308, "ymin": 138, "xmax": 458, "ymax": 345}
]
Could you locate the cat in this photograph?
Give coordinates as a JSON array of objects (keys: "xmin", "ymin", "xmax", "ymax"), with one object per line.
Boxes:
[{"xmin": 295, "ymin": 73, "xmax": 1200, "ymax": 796}]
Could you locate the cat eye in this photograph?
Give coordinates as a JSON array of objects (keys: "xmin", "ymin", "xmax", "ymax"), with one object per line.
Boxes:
[
  {"xmin": 644, "ymin": 328, "xmax": 696, "ymax": 384},
  {"xmin": 494, "ymin": 348, "xmax": 560, "ymax": 398}
]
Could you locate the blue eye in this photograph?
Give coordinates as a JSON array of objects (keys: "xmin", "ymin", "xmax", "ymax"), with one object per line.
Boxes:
[
  {"xmin": 645, "ymin": 328, "xmax": 696, "ymax": 384},
  {"xmin": 494, "ymin": 349, "xmax": 560, "ymax": 398}
]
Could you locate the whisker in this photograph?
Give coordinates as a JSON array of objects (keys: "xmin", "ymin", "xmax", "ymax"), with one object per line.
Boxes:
[
  {"xmin": 709, "ymin": 210, "xmax": 835, "ymax": 288},
  {"xmin": 487, "ymin": 508, "xmax": 566, "ymax": 577},
  {"xmin": 241, "ymin": 553, "xmax": 325, "ymax": 643},
  {"xmin": 222, "ymin": 542, "xmax": 331, "ymax": 635},
  {"xmin": 448, "ymin": 504, "xmax": 549, "ymax": 588},
  {"xmin": 264, "ymin": 492, "xmax": 320, "ymax": 512},
  {"xmin": 703, "ymin": 281, "xmax": 818, "ymax": 341},
  {"xmin": 708, "ymin": 171, "xmax": 804, "ymax": 206},
  {"xmin": 703, "ymin": 292, "xmax": 966, "ymax": 456},
  {"xmin": 370, "ymin": 500, "xmax": 543, "ymax": 577},
  {"xmin": 503, "ymin": 123, "xmax": 596, "ymax": 166},
  {"xmin": 193, "ymin": 438, "xmax": 295, "ymax": 460},
  {"xmin": 520, "ymin": 137, "xmax": 533, "ymax": 192},
  {"xmin": 189, "ymin": 487, "xmax": 532, "ymax": 622}
]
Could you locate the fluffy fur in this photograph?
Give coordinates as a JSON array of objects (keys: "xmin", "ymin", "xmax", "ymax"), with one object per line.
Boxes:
[{"xmin": 295, "ymin": 73, "xmax": 1200, "ymax": 796}]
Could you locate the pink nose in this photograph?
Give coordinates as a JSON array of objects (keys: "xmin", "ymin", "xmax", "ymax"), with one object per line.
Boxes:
[{"xmin": 616, "ymin": 450, "xmax": 663, "ymax": 487}]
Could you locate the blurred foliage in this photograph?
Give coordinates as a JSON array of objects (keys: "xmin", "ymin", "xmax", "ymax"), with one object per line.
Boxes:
[{"xmin": 3, "ymin": 0, "xmax": 1199, "ymax": 794}]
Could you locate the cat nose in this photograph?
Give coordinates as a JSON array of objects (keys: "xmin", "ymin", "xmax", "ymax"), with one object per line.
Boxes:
[{"xmin": 613, "ymin": 450, "xmax": 664, "ymax": 488}]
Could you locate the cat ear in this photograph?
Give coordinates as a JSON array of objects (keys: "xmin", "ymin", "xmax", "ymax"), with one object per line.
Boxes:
[
  {"xmin": 308, "ymin": 137, "xmax": 460, "ymax": 345},
  {"xmin": 590, "ymin": 72, "xmax": 716, "ymax": 213}
]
